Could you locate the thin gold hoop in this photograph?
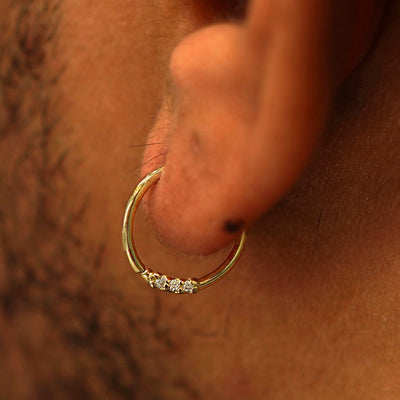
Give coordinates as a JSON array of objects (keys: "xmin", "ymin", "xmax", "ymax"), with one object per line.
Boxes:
[{"xmin": 122, "ymin": 167, "xmax": 247, "ymax": 294}]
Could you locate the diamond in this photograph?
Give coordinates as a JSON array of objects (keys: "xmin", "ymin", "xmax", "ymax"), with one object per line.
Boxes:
[
  {"xmin": 155, "ymin": 275, "xmax": 167, "ymax": 290},
  {"xmin": 169, "ymin": 279, "xmax": 182, "ymax": 293},
  {"xmin": 183, "ymin": 280, "xmax": 195, "ymax": 294},
  {"xmin": 147, "ymin": 273, "xmax": 159, "ymax": 288}
]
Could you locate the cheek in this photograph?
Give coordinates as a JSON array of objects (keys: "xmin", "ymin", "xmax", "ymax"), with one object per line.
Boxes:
[
  {"xmin": 59, "ymin": 0, "xmax": 193, "ymax": 164},
  {"xmin": 56, "ymin": 1, "xmax": 197, "ymax": 257}
]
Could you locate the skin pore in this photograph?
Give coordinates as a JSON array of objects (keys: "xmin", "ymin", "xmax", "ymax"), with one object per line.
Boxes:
[{"xmin": 1, "ymin": 0, "xmax": 400, "ymax": 399}]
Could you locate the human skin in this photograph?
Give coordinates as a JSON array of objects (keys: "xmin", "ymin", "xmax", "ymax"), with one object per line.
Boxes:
[{"xmin": 1, "ymin": 0, "xmax": 400, "ymax": 399}]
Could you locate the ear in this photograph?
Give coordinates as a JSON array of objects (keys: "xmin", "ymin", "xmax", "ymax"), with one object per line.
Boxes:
[{"xmin": 142, "ymin": 0, "xmax": 385, "ymax": 255}]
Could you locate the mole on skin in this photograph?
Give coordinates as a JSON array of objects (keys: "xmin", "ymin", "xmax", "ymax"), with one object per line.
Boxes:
[{"xmin": 224, "ymin": 219, "xmax": 244, "ymax": 234}]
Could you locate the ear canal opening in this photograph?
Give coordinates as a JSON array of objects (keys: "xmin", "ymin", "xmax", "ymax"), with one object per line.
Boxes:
[{"xmin": 192, "ymin": 0, "xmax": 248, "ymax": 22}]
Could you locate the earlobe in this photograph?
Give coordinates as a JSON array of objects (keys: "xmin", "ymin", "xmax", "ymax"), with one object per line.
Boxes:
[{"xmin": 141, "ymin": 0, "xmax": 385, "ymax": 255}]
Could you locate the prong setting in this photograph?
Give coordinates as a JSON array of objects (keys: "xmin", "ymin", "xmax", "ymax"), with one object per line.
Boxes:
[{"xmin": 143, "ymin": 271, "xmax": 199, "ymax": 294}]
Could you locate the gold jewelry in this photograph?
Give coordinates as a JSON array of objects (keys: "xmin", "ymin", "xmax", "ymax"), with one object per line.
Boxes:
[{"xmin": 122, "ymin": 167, "xmax": 247, "ymax": 294}]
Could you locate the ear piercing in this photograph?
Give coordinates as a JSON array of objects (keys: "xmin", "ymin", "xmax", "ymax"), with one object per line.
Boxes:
[{"xmin": 122, "ymin": 167, "xmax": 247, "ymax": 294}]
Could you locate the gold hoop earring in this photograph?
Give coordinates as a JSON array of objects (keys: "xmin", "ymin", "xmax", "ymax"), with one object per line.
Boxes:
[{"xmin": 122, "ymin": 167, "xmax": 247, "ymax": 294}]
